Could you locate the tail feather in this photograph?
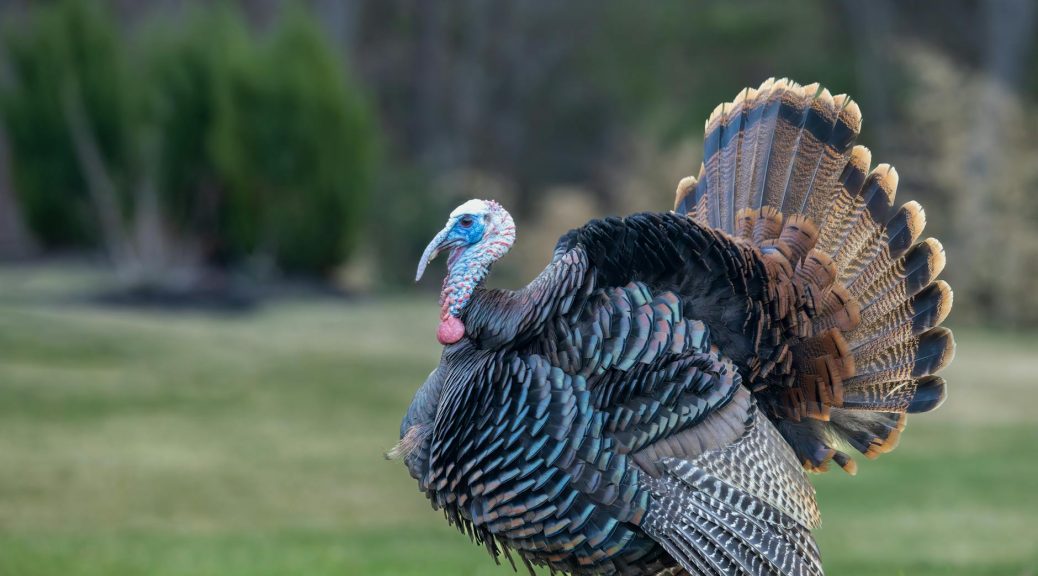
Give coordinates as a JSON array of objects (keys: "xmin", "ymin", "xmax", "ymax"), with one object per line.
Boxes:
[
  {"xmin": 675, "ymin": 78, "xmax": 954, "ymax": 473},
  {"xmin": 842, "ymin": 201, "xmax": 927, "ymax": 298},
  {"xmin": 720, "ymin": 89, "xmax": 752, "ymax": 232},
  {"xmin": 815, "ymin": 145, "xmax": 871, "ymax": 254},
  {"xmin": 911, "ymin": 326, "xmax": 956, "ymax": 377},
  {"xmin": 906, "ymin": 375, "xmax": 948, "ymax": 413},
  {"xmin": 842, "ymin": 375, "xmax": 947, "ymax": 414},
  {"xmin": 691, "ymin": 163, "xmax": 709, "ymax": 223},
  {"xmin": 674, "ymin": 175, "xmax": 698, "ymax": 218},
  {"xmin": 828, "ymin": 410, "xmax": 906, "ymax": 459},
  {"xmin": 734, "ymin": 86, "xmax": 769, "ymax": 231},
  {"xmin": 763, "ymin": 83, "xmax": 817, "ymax": 214},
  {"xmin": 703, "ymin": 102, "xmax": 725, "ymax": 229},
  {"xmin": 779, "ymin": 86, "xmax": 834, "ymax": 216},
  {"xmin": 797, "ymin": 94, "xmax": 861, "ymax": 222},
  {"xmin": 849, "ymin": 326, "xmax": 955, "ymax": 388},
  {"xmin": 829, "ymin": 165, "xmax": 898, "ymax": 272},
  {"xmin": 856, "ymin": 238, "xmax": 946, "ymax": 318},
  {"xmin": 850, "ymin": 280, "xmax": 953, "ymax": 357},
  {"xmin": 875, "ymin": 201, "xmax": 926, "ymax": 261},
  {"xmin": 749, "ymin": 79, "xmax": 787, "ymax": 212}
]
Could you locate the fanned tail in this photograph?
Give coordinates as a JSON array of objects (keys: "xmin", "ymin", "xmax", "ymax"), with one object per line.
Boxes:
[{"xmin": 674, "ymin": 78, "xmax": 955, "ymax": 474}]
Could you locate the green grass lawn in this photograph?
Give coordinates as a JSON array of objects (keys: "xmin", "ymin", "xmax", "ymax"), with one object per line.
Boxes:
[{"xmin": 0, "ymin": 264, "xmax": 1035, "ymax": 575}]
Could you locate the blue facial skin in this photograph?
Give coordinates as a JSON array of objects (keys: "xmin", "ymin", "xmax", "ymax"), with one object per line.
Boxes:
[{"xmin": 447, "ymin": 214, "xmax": 486, "ymax": 246}]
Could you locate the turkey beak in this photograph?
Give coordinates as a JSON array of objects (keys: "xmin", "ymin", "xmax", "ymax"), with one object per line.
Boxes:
[{"xmin": 415, "ymin": 227, "xmax": 452, "ymax": 282}]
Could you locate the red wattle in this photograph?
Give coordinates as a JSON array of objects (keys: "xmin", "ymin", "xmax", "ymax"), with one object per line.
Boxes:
[{"xmin": 437, "ymin": 315, "xmax": 465, "ymax": 345}]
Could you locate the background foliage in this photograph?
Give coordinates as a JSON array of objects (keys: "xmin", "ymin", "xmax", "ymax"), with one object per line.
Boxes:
[
  {"xmin": 0, "ymin": 0, "xmax": 377, "ymax": 276},
  {"xmin": 0, "ymin": 0, "xmax": 130, "ymax": 247}
]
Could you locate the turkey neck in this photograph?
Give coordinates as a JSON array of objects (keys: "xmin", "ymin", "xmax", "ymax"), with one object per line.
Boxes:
[{"xmin": 440, "ymin": 243, "xmax": 501, "ymax": 319}]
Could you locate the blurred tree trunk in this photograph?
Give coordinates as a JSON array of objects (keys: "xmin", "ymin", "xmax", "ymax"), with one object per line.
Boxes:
[
  {"xmin": 63, "ymin": 82, "xmax": 132, "ymax": 273},
  {"xmin": 64, "ymin": 82, "xmax": 203, "ymax": 288},
  {"xmin": 0, "ymin": 126, "xmax": 33, "ymax": 259},
  {"xmin": 0, "ymin": 11, "xmax": 33, "ymax": 259},
  {"xmin": 960, "ymin": 0, "xmax": 1035, "ymax": 325}
]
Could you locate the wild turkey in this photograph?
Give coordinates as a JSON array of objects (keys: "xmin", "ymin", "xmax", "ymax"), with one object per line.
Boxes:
[{"xmin": 392, "ymin": 78, "xmax": 955, "ymax": 575}]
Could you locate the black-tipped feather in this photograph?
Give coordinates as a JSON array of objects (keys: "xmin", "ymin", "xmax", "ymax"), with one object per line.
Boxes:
[
  {"xmin": 912, "ymin": 327, "xmax": 955, "ymax": 378},
  {"xmin": 883, "ymin": 201, "xmax": 925, "ymax": 261}
]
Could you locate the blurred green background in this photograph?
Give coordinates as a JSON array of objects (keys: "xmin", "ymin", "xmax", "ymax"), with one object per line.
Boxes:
[{"xmin": 0, "ymin": 1, "xmax": 1035, "ymax": 575}]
